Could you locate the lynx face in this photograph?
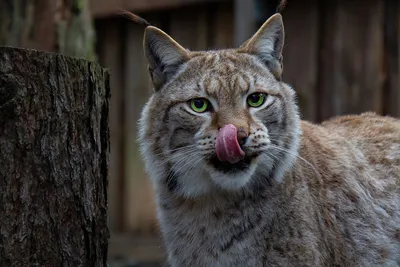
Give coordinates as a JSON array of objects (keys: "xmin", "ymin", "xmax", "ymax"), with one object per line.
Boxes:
[{"xmin": 139, "ymin": 15, "xmax": 300, "ymax": 197}]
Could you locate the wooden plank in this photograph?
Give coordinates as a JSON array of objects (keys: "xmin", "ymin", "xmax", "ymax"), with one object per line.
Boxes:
[
  {"xmin": 123, "ymin": 21, "xmax": 158, "ymax": 234},
  {"xmin": 210, "ymin": 2, "xmax": 234, "ymax": 49},
  {"xmin": 253, "ymin": 0, "xmax": 282, "ymax": 26},
  {"xmin": 318, "ymin": 0, "xmax": 385, "ymax": 121},
  {"xmin": 169, "ymin": 5, "xmax": 210, "ymax": 50},
  {"xmin": 196, "ymin": 7, "xmax": 209, "ymax": 49},
  {"xmin": 234, "ymin": 0, "xmax": 256, "ymax": 46},
  {"xmin": 92, "ymin": 0, "xmax": 229, "ymax": 18},
  {"xmin": 282, "ymin": 0, "xmax": 319, "ymax": 122},
  {"xmin": 383, "ymin": 0, "xmax": 400, "ymax": 118},
  {"xmin": 95, "ymin": 18, "xmax": 125, "ymax": 232},
  {"xmin": 92, "ymin": 0, "xmax": 124, "ymax": 18}
]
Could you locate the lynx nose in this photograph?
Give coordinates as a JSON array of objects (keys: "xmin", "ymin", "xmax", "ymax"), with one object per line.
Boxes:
[
  {"xmin": 216, "ymin": 124, "xmax": 246, "ymax": 164},
  {"xmin": 237, "ymin": 127, "xmax": 248, "ymax": 147},
  {"xmin": 216, "ymin": 125, "xmax": 248, "ymax": 147}
]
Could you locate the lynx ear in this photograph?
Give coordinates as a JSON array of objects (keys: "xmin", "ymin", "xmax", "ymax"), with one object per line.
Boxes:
[
  {"xmin": 144, "ymin": 26, "xmax": 190, "ymax": 91},
  {"xmin": 239, "ymin": 14, "xmax": 284, "ymax": 80}
]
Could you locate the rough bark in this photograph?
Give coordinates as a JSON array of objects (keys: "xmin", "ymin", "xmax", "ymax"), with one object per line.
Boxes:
[
  {"xmin": 0, "ymin": 0, "xmax": 96, "ymax": 60},
  {"xmin": 0, "ymin": 47, "xmax": 109, "ymax": 266}
]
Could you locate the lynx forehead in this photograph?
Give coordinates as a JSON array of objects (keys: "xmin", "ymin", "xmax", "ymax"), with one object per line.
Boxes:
[{"xmin": 137, "ymin": 12, "xmax": 400, "ymax": 267}]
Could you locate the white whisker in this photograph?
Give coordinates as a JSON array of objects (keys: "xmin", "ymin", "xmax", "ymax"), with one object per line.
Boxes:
[
  {"xmin": 171, "ymin": 153, "xmax": 201, "ymax": 176},
  {"xmin": 152, "ymin": 144, "xmax": 198, "ymax": 157},
  {"xmin": 153, "ymin": 148, "xmax": 199, "ymax": 169},
  {"xmin": 267, "ymin": 143, "xmax": 321, "ymax": 178}
]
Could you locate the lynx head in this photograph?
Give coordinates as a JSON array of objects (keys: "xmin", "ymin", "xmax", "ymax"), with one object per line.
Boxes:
[{"xmin": 139, "ymin": 14, "xmax": 300, "ymax": 197}]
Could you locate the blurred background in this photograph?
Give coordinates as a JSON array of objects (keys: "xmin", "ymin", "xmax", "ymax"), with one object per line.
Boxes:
[{"xmin": 1, "ymin": 0, "xmax": 399, "ymax": 266}]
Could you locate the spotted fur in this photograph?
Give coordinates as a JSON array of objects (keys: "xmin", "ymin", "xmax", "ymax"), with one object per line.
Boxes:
[{"xmin": 138, "ymin": 13, "xmax": 400, "ymax": 267}]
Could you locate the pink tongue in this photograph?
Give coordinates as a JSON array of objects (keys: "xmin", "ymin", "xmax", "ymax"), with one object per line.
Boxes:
[{"xmin": 216, "ymin": 124, "xmax": 245, "ymax": 164}]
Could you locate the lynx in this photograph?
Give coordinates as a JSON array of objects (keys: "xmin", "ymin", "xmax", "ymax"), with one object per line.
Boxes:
[{"xmin": 137, "ymin": 13, "xmax": 400, "ymax": 267}]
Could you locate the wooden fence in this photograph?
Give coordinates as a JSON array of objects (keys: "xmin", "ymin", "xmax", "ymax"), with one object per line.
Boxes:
[{"xmin": 94, "ymin": 0, "xmax": 400, "ymax": 236}]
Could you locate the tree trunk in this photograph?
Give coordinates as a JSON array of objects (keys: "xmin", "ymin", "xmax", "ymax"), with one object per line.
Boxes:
[
  {"xmin": 0, "ymin": 47, "xmax": 109, "ymax": 266},
  {"xmin": 0, "ymin": 0, "xmax": 96, "ymax": 60}
]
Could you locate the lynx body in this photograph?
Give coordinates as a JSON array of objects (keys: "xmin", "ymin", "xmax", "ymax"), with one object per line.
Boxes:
[{"xmin": 138, "ymin": 13, "xmax": 400, "ymax": 267}]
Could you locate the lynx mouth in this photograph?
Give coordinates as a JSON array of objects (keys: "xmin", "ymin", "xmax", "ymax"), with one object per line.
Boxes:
[{"xmin": 209, "ymin": 154, "xmax": 259, "ymax": 173}]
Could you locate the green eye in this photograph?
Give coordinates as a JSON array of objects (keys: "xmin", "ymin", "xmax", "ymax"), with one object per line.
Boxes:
[
  {"xmin": 247, "ymin": 93, "xmax": 266, "ymax": 107},
  {"xmin": 190, "ymin": 98, "xmax": 209, "ymax": 113}
]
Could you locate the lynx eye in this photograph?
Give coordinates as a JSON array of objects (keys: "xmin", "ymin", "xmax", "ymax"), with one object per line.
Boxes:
[
  {"xmin": 247, "ymin": 93, "xmax": 266, "ymax": 107},
  {"xmin": 190, "ymin": 98, "xmax": 209, "ymax": 113}
]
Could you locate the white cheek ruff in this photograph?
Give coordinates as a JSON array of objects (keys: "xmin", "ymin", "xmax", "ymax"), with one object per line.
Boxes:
[{"xmin": 206, "ymin": 163, "xmax": 257, "ymax": 190}]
